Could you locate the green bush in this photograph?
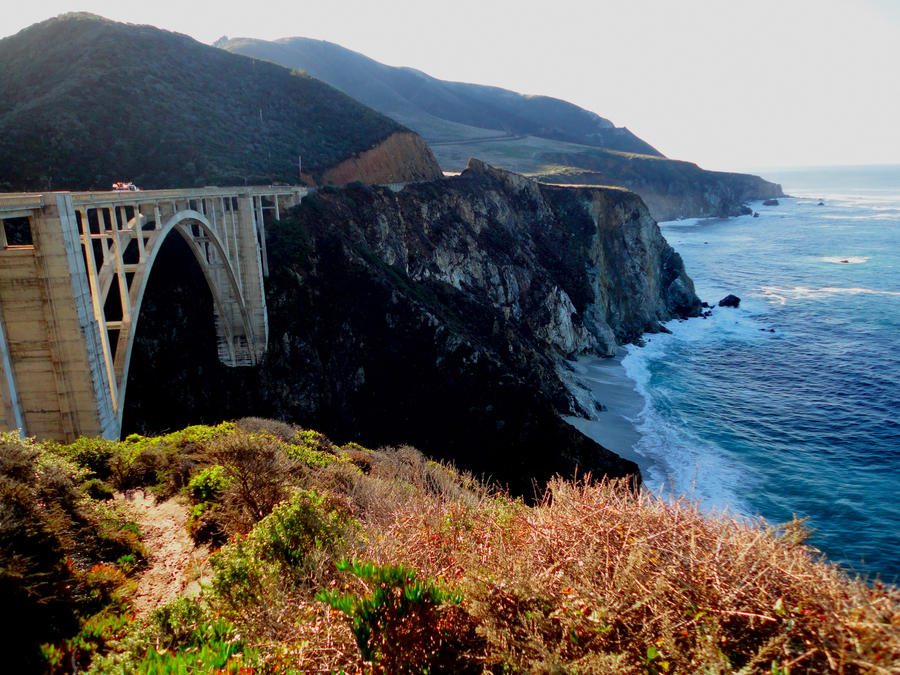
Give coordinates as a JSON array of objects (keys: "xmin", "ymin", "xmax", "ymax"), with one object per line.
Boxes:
[
  {"xmin": 319, "ymin": 559, "xmax": 480, "ymax": 673},
  {"xmin": 210, "ymin": 489, "xmax": 357, "ymax": 608},
  {"xmin": 187, "ymin": 464, "xmax": 232, "ymax": 503},
  {"xmin": 50, "ymin": 437, "xmax": 119, "ymax": 481}
]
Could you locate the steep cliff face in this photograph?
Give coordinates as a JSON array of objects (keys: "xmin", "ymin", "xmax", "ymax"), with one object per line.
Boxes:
[
  {"xmin": 625, "ymin": 170, "xmax": 786, "ymax": 221},
  {"xmin": 124, "ymin": 161, "xmax": 699, "ymax": 495},
  {"xmin": 317, "ymin": 131, "xmax": 443, "ymax": 186},
  {"xmin": 535, "ymin": 154, "xmax": 785, "ymax": 221},
  {"xmin": 253, "ymin": 161, "xmax": 697, "ymax": 493}
]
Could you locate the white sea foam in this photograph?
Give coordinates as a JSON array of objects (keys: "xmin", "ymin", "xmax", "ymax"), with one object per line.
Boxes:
[
  {"xmin": 560, "ymin": 343, "xmax": 752, "ymax": 512},
  {"xmin": 658, "ymin": 217, "xmax": 709, "ymax": 229},
  {"xmin": 759, "ymin": 285, "xmax": 900, "ymax": 304},
  {"xmin": 822, "ymin": 256, "xmax": 869, "ymax": 264},
  {"xmin": 617, "ymin": 312, "xmax": 765, "ymax": 514}
]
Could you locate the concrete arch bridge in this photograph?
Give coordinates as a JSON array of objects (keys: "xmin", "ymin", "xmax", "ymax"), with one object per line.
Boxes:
[{"xmin": 0, "ymin": 186, "xmax": 306, "ymax": 441}]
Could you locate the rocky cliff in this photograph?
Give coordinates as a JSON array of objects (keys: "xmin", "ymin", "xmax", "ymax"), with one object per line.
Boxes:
[
  {"xmin": 316, "ymin": 131, "xmax": 443, "ymax": 186},
  {"xmin": 535, "ymin": 154, "xmax": 785, "ymax": 221},
  {"xmin": 124, "ymin": 161, "xmax": 700, "ymax": 495}
]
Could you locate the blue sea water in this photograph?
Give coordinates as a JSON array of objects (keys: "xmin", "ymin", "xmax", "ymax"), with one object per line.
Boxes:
[{"xmin": 621, "ymin": 165, "xmax": 900, "ymax": 581}]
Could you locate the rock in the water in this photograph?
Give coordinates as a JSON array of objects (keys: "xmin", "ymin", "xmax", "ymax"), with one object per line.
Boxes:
[
  {"xmin": 763, "ymin": 199, "xmax": 780, "ymax": 206},
  {"xmin": 739, "ymin": 205, "xmax": 753, "ymax": 215},
  {"xmin": 718, "ymin": 294, "xmax": 741, "ymax": 308},
  {"xmin": 753, "ymin": 212, "xmax": 759, "ymax": 218}
]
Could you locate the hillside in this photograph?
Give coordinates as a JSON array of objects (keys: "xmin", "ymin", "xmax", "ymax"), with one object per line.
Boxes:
[
  {"xmin": 0, "ymin": 14, "xmax": 442, "ymax": 191},
  {"xmin": 217, "ymin": 36, "xmax": 785, "ymax": 220},
  {"xmin": 216, "ymin": 36, "xmax": 661, "ymax": 156},
  {"xmin": 3, "ymin": 423, "xmax": 897, "ymax": 673}
]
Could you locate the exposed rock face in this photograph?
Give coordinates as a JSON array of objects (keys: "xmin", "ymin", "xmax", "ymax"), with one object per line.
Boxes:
[
  {"xmin": 124, "ymin": 161, "xmax": 700, "ymax": 496},
  {"xmin": 718, "ymin": 294, "xmax": 741, "ymax": 308},
  {"xmin": 536, "ymin": 156, "xmax": 785, "ymax": 222},
  {"xmin": 318, "ymin": 131, "xmax": 444, "ymax": 186},
  {"xmin": 636, "ymin": 171, "xmax": 784, "ymax": 221},
  {"xmin": 255, "ymin": 161, "xmax": 698, "ymax": 493}
]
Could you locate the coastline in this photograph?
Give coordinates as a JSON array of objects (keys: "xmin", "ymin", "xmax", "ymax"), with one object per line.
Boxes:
[{"xmin": 561, "ymin": 349, "xmax": 652, "ymax": 477}]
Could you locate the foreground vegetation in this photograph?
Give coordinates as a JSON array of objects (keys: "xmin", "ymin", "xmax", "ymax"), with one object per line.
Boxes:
[{"xmin": 1, "ymin": 421, "xmax": 897, "ymax": 673}]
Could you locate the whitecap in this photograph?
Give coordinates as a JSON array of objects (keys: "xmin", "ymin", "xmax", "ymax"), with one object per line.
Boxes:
[
  {"xmin": 822, "ymin": 256, "xmax": 869, "ymax": 264},
  {"xmin": 621, "ymin": 339, "xmax": 754, "ymax": 514},
  {"xmin": 759, "ymin": 285, "xmax": 900, "ymax": 304}
]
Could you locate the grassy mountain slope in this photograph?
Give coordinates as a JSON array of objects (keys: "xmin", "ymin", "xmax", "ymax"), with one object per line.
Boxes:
[
  {"xmin": 216, "ymin": 36, "xmax": 661, "ymax": 156},
  {"xmin": 217, "ymin": 35, "xmax": 785, "ymax": 219},
  {"xmin": 0, "ymin": 14, "xmax": 434, "ymax": 191}
]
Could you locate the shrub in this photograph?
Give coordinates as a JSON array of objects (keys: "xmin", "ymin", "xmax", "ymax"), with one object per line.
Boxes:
[
  {"xmin": 187, "ymin": 464, "xmax": 232, "ymax": 503},
  {"xmin": 132, "ymin": 639, "xmax": 256, "ymax": 674},
  {"xmin": 115, "ymin": 423, "xmax": 238, "ymax": 495},
  {"xmin": 0, "ymin": 433, "xmax": 142, "ymax": 672},
  {"xmin": 50, "ymin": 437, "xmax": 119, "ymax": 481},
  {"xmin": 291, "ymin": 428, "xmax": 337, "ymax": 454},
  {"xmin": 82, "ymin": 478, "xmax": 115, "ymax": 501},
  {"xmin": 235, "ymin": 416, "xmax": 296, "ymax": 441},
  {"xmin": 284, "ymin": 433, "xmax": 342, "ymax": 469},
  {"xmin": 319, "ymin": 559, "xmax": 481, "ymax": 673},
  {"xmin": 210, "ymin": 489, "xmax": 358, "ymax": 609},
  {"xmin": 119, "ymin": 598, "xmax": 259, "ymax": 673},
  {"xmin": 207, "ymin": 430, "xmax": 296, "ymax": 532},
  {"xmin": 458, "ymin": 478, "xmax": 900, "ymax": 674},
  {"xmin": 186, "ymin": 501, "xmax": 225, "ymax": 545}
]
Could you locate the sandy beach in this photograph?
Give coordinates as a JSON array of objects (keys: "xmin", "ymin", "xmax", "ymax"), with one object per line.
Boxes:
[{"xmin": 562, "ymin": 350, "xmax": 647, "ymax": 471}]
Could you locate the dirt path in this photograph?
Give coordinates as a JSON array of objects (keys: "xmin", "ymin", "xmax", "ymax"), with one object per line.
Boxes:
[{"xmin": 116, "ymin": 490, "xmax": 211, "ymax": 616}]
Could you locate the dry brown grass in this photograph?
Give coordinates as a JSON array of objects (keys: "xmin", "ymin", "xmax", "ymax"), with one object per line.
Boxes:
[
  {"xmin": 52, "ymin": 424, "xmax": 896, "ymax": 674},
  {"xmin": 327, "ymin": 476, "xmax": 899, "ymax": 674}
]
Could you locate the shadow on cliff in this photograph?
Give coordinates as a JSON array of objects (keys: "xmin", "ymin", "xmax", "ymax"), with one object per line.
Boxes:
[{"xmin": 123, "ymin": 163, "xmax": 701, "ymax": 497}]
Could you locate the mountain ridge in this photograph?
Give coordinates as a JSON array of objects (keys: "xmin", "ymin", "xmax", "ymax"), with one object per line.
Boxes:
[
  {"xmin": 218, "ymin": 35, "xmax": 785, "ymax": 220},
  {"xmin": 215, "ymin": 36, "xmax": 662, "ymax": 156},
  {"xmin": 0, "ymin": 13, "xmax": 442, "ymax": 191}
]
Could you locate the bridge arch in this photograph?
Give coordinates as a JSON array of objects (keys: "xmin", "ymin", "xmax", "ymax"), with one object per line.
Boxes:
[
  {"xmin": 0, "ymin": 186, "xmax": 304, "ymax": 442},
  {"xmin": 114, "ymin": 209, "xmax": 261, "ymax": 423}
]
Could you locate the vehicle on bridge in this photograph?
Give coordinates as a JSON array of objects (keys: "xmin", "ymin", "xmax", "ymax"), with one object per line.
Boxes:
[{"xmin": 112, "ymin": 181, "xmax": 141, "ymax": 191}]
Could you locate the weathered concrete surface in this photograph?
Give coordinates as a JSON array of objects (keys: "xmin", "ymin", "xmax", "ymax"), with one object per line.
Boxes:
[{"xmin": 0, "ymin": 186, "xmax": 304, "ymax": 441}]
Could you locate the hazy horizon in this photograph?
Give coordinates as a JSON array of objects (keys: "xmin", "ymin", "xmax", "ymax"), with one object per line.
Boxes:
[{"xmin": 4, "ymin": 0, "xmax": 899, "ymax": 173}]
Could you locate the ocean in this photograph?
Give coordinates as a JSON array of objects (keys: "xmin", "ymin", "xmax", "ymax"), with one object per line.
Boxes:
[{"xmin": 567, "ymin": 165, "xmax": 900, "ymax": 582}]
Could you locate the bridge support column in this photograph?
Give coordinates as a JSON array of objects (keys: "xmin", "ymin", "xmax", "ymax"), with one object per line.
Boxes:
[
  {"xmin": 235, "ymin": 195, "xmax": 269, "ymax": 363},
  {"xmin": 0, "ymin": 194, "xmax": 117, "ymax": 441},
  {"xmin": 0, "ymin": 307, "xmax": 24, "ymax": 435}
]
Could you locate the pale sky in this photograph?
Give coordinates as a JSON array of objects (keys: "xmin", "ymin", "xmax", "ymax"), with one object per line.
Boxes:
[{"xmin": 4, "ymin": 0, "xmax": 900, "ymax": 171}]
